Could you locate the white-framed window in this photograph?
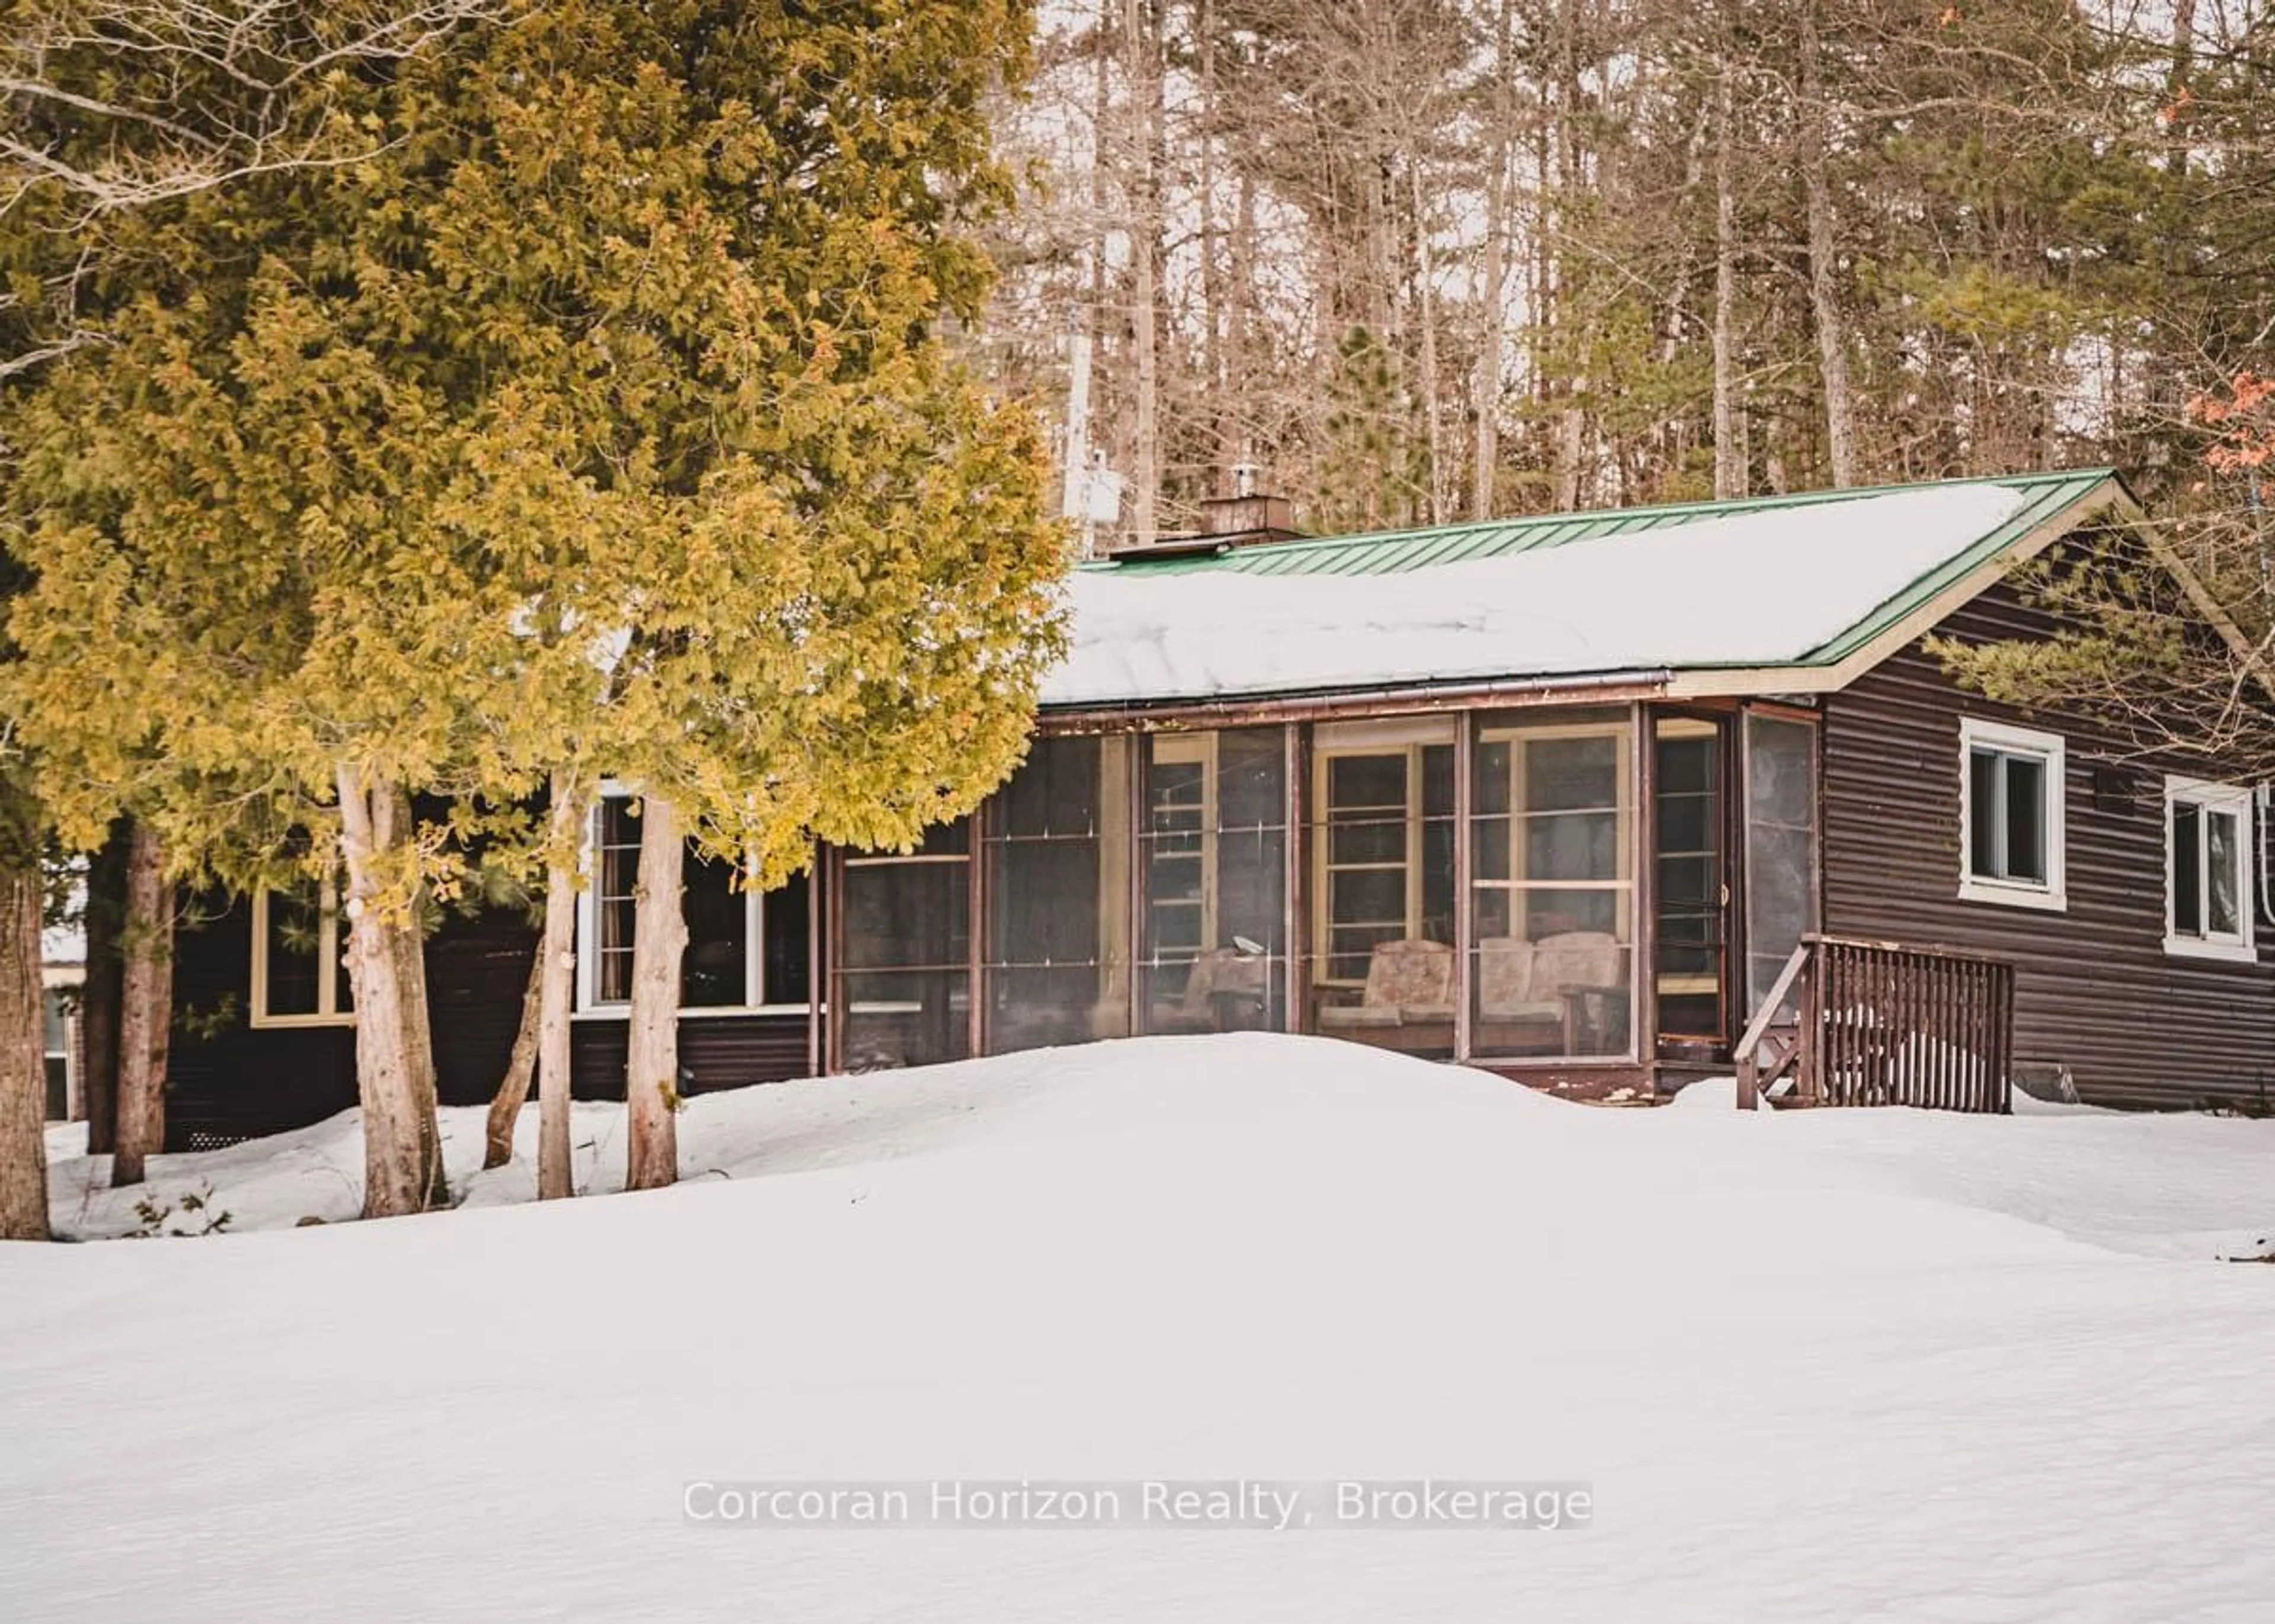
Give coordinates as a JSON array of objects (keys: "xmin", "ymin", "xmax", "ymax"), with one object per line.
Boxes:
[
  {"xmin": 573, "ymin": 785, "xmax": 813, "ymax": 1016},
  {"xmin": 2165, "ymin": 776, "xmax": 2255, "ymax": 962},
  {"xmin": 1311, "ymin": 719, "xmax": 1457, "ymax": 983},
  {"xmin": 1473, "ymin": 718, "xmax": 1636, "ymax": 946},
  {"xmin": 1958, "ymin": 718, "xmax": 2066, "ymax": 912},
  {"xmin": 1146, "ymin": 733, "xmax": 1216, "ymax": 970},
  {"xmin": 250, "ymin": 882, "xmax": 355, "ymax": 1028}
]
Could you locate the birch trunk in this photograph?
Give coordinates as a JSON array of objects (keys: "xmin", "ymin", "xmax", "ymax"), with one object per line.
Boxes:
[
  {"xmin": 110, "ymin": 822, "xmax": 170, "ymax": 1188},
  {"xmin": 1712, "ymin": 63, "xmax": 1744, "ymax": 501},
  {"xmin": 81, "ymin": 821, "xmax": 128, "ymax": 1153},
  {"xmin": 536, "ymin": 776, "xmax": 585, "ymax": 1200},
  {"xmin": 0, "ymin": 852, "xmax": 46, "ymax": 1240},
  {"xmin": 1799, "ymin": 3, "xmax": 1858, "ymax": 487},
  {"xmin": 624, "ymin": 791, "xmax": 684, "ymax": 1192},
  {"xmin": 337, "ymin": 768, "xmax": 446, "ymax": 1218},
  {"xmin": 482, "ymin": 947, "xmax": 543, "ymax": 1170}
]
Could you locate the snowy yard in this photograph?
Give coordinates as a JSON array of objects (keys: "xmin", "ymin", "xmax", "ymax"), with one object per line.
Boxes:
[{"xmin": 4, "ymin": 1034, "xmax": 2271, "ymax": 1622}]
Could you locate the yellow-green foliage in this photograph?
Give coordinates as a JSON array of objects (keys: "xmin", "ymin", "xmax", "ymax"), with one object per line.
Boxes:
[{"xmin": 4, "ymin": 0, "xmax": 1066, "ymax": 894}]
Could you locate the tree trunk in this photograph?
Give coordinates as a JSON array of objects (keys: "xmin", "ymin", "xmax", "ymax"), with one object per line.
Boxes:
[
  {"xmin": 1550, "ymin": 14, "xmax": 1587, "ymax": 512},
  {"xmin": 1196, "ymin": 0, "xmax": 1229, "ymax": 487},
  {"xmin": 536, "ymin": 775, "xmax": 585, "ymax": 1200},
  {"xmin": 80, "ymin": 820, "xmax": 129, "ymax": 1154},
  {"xmin": 1799, "ymin": 2, "xmax": 1858, "ymax": 488},
  {"xmin": 1410, "ymin": 155, "xmax": 1446, "ymax": 526},
  {"xmin": 0, "ymin": 850, "xmax": 47, "ymax": 1241},
  {"xmin": 624, "ymin": 791, "xmax": 684, "ymax": 1192},
  {"xmin": 110, "ymin": 822, "xmax": 170, "ymax": 1188},
  {"xmin": 482, "ymin": 946, "xmax": 543, "ymax": 1170},
  {"xmin": 337, "ymin": 768, "xmax": 447, "ymax": 1218},
  {"xmin": 1122, "ymin": 0, "xmax": 1160, "ymax": 547},
  {"xmin": 1229, "ymin": 164, "xmax": 1255, "ymax": 466},
  {"xmin": 1712, "ymin": 60, "xmax": 1744, "ymax": 501},
  {"xmin": 385, "ymin": 787, "xmax": 447, "ymax": 1209},
  {"xmin": 1470, "ymin": 0, "xmax": 1514, "ymax": 520}
]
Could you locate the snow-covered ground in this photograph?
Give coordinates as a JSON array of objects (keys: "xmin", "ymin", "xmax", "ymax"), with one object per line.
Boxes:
[{"xmin": 5, "ymin": 1034, "xmax": 2271, "ymax": 1621}]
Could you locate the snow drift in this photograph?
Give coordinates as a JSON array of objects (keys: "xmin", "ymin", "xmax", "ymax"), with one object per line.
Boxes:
[{"xmin": 6, "ymin": 1034, "xmax": 2272, "ymax": 1623}]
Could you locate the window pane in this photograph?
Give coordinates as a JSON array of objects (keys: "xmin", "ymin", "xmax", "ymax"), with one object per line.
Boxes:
[
  {"xmin": 1141, "ymin": 729, "xmax": 1286, "ymax": 1034},
  {"xmin": 1420, "ymin": 745, "xmax": 1455, "ymax": 943},
  {"xmin": 1473, "ymin": 742, "xmax": 1512, "ymax": 816},
  {"xmin": 1469, "ymin": 711, "xmax": 1635, "ymax": 1062},
  {"xmin": 763, "ymin": 871, "xmax": 812, "ymax": 1007},
  {"xmin": 2002, "ymin": 756, "xmax": 2046, "ymax": 883},
  {"xmin": 2207, "ymin": 809, "xmax": 2240, "ymax": 936},
  {"xmin": 1527, "ymin": 811, "xmax": 1617, "ymax": 882},
  {"xmin": 1329, "ymin": 753, "xmax": 1406, "ymax": 810},
  {"xmin": 42, "ymin": 988, "xmax": 68, "ymax": 1055},
  {"xmin": 2172, "ymin": 801, "xmax": 2202, "ymax": 935},
  {"xmin": 838, "ymin": 824, "xmax": 971, "ymax": 1070},
  {"xmin": 1968, "ymin": 749, "xmax": 2000, "ymax": 879},
  {"xmin": 838, "ymin": 971, "xmax": 969, "ymax": 1070},
  {"xmin": 594, "ymin": 798, "xmax": 641, "ymax": 1004},
  {"xmin": 263, "ymin": 887, "xmax": 324, "ymax": 1017},
  {"xmin": 1526, "ymin": 736, "xmax": 1618, "ymax": 812},
  {"xmin": 1656, "ymin": 790, "xmax": 1710, "ymax": 854},
  {"xmin": 987, "ymin": 737, "xmax": 1128, "ymax": 1054},
  {"xmin": 1744, "ymin": 715, "xmax": 1818, "ymax": 1018},
  {"xmin": 910, "ymin": 818, "xmax": 971, "ymax": 859},
  {"xmin": 1322, "ymin": 750, "xmax": 1412, "ymax": 985},
  {"xmin": 1526, "ymin": 888, "xmax": 1619, "ymax": 938},
  {"xmin": 998, "ymin": 735, "xmax": 1101, "ymax": 839},
  {"xmin": 1328, "ymin": 815, "xmax": 1405, "ymax": 865},
  {"xmin": 1332, "ymin": 868, "xmax": 1406, "ymax": 929},
  {"xmin": 843, "ymin": 856, "xmax": 967, "ymax": 971},
  {"xmin": 681, "ymin": 849, "xmax": 748, "ymax": 1007},
  {"xmin": 1659, "ymin": 854, "xmax": 1716, "ymax": 910}
]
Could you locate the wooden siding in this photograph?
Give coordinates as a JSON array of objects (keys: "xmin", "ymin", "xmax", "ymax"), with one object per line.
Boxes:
[
  {"xmin": 568, "ymin": 1014, "xmax": 810, "ymax": 1100},
  {"xmin": 168, "ymin": 894, "xmax": 810, "ymax": 1147},
  {"xmin": 1822, "ymin": 581, "xmax": 2275, "ymax": 1112},
  {"xmin": 169, "ymin": 896, "xmax": 354, "ymax": 1148}
]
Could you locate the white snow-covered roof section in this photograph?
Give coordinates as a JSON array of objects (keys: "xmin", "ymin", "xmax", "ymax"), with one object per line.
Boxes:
[{"xmin": 1043, "ymin": 479, "xmax": 2077, "ymax": 708}]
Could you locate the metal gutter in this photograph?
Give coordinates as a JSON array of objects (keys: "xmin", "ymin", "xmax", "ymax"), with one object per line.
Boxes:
[{"xmin": 1037, "ymin": 667, "xmax": 1673, "ymax": 734}]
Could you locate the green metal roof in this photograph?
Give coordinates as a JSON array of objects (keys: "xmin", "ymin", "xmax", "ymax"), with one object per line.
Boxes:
[{"xmin": 1077, "ymin": 468, "xmax": 2125, "ymax": 681}]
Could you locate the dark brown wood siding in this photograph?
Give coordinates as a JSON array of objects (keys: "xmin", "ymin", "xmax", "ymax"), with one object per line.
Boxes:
[
  {"xmin": 167, "ymin": 896, "xmax": 812, "ymax": 1147},
  {"xmin": 1822, "ymin": 582, "xmax": 2275, "ymax": 1111},
  {"xmin": 568, "ymin": 1013, "xmax": 810, "ymax": 1099},
  {"xmin": 168, "ymin": 895, "xmax": 354, "ymax": 1148}
]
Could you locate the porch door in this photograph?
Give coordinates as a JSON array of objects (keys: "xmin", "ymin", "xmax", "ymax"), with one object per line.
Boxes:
[
  {"xmin": 1652, "ymin": 717, "xmax": 1731, "ymax": 1044},
  {"xmin": 1740, "ymin": 711, "xmax": 1820, "ymax": 1019}
]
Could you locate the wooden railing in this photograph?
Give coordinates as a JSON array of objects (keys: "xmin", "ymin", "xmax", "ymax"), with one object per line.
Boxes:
[{"xmin": 1734, "ymin": 933, "xmax": 2014, "ymax": 1113}]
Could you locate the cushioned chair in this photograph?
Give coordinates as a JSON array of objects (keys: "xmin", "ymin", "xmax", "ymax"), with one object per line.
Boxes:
[
  {"xmin": 1476, "ymin": 930, "xmax": 1627, "ymax": 1052},
  {"xmin": 1319, "ymin": 938, "xmax": 1455, "ymax": 1034},
  {"xmin": 1476, "ymin": 937, "xmax": 1564, "ymax": 1025}
]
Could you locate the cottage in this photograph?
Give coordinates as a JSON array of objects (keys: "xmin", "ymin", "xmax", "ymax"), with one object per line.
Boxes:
[{"xmin": 162, "ymin": 469, "xmax": 2275, "ymax": 1144}]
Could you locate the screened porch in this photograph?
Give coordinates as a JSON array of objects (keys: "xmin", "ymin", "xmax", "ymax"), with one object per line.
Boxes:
[{"xmin": 815, "ymin": 700, "xmax": 1824, "ymax": 1080}]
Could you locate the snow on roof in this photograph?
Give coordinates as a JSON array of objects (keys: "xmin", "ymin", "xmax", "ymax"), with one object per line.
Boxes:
[{"xmin": 1042, "ymin": 480, "xmax": 2045, "ymax": 707}]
